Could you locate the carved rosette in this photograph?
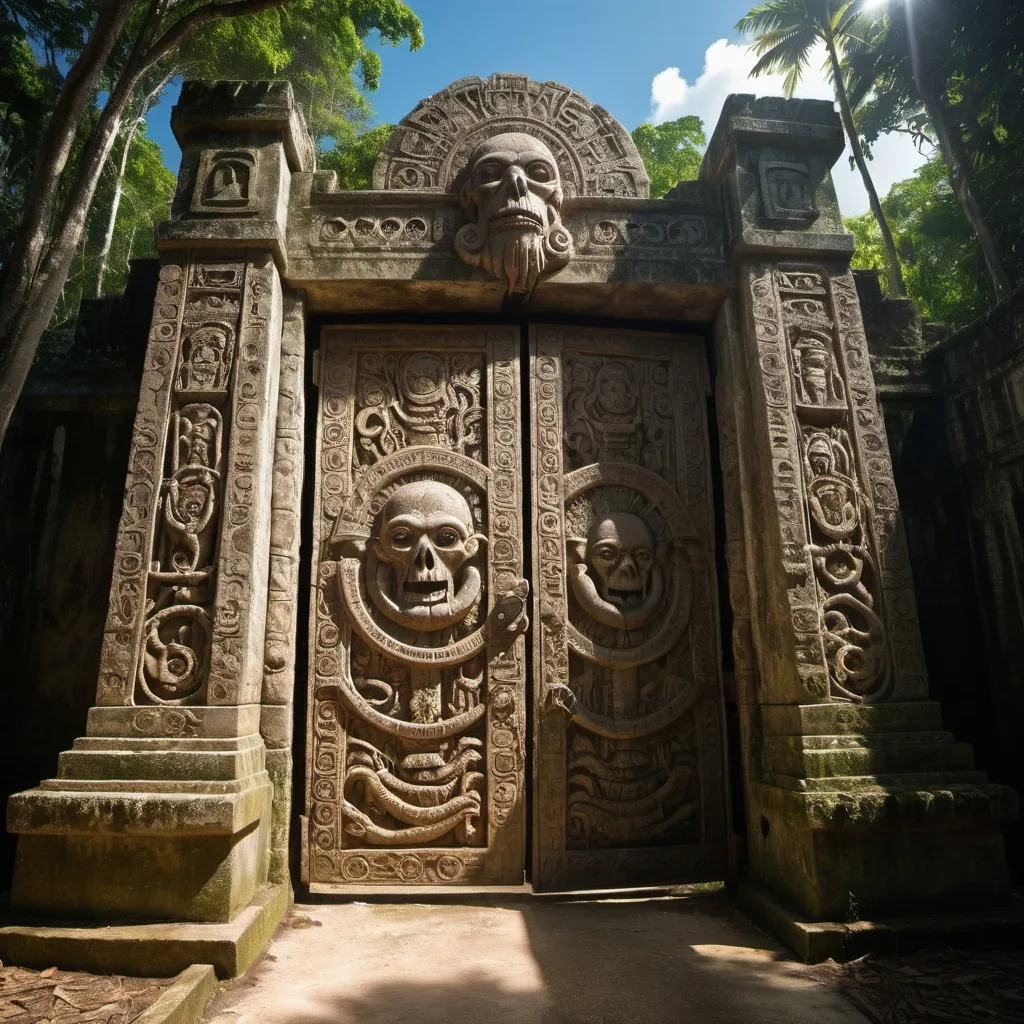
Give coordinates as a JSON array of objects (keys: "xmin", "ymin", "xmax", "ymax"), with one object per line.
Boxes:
[
  {"xmin": 748, "ymin": 264, "xmax": 927, "ymax": 702},
  {"xmin": 307, "ymin": 327, "xmax": 527, "ymax": 886},
  {"xmin": 97, "ymin": 260, "xmax": 279, "ymax": 709},
  {"xmin": 531, "ymin": 326, "xmax": 727, "ymax": 891}
]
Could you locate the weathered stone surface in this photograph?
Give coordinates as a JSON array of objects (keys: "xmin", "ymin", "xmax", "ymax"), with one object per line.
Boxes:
[
  {"xmin": 529, "ymin": 325, "xmax": 728, "ymax": 891},
  {"xmin": 706, "ymin": 94, "xmax": 1015, "ymax": 924}
]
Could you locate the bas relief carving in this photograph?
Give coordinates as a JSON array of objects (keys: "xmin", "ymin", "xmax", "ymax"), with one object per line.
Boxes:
[
  {"xmin": 135, "ymin": 266, "xmax": 241, "ymax": 704},
  {"xmin": 749, "ymin": 265, "xmax": 927, "ymax": 702},
  {"xmin": 531, "ymin": 327, "xmax": 727, "ymax": 890},
  {"xmin": 96, "ymin": 258, "xmax": 279, "ymax": 710},
  {"xmin": 373, "ymin": 74, "xmax": 650, "ymax": 199},
  {"xmin": 308, "ymin": 328, "xmax": 528, "ymax": 886},
  {"xmin": 454, "ymin": 133, "xmax": 573, "ymax": 294}
]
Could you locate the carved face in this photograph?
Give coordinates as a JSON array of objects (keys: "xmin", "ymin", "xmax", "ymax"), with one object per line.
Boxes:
[
  {"xmin": 594, "ymin": 361, "xmax": 638, "ymax": 417},
  {"xmin": 400, "ymin": 353, "xmax": 446, "ymax": 406},
  {"xmin": 586, "ymin": 514, "xmax": 655, "ymax": 608},
  {"xmin": 376, "ymin": 482, "xmax": 480, "ymax": 610},
  {"xmin": 454, "ymin": 132, "xmax": 573, "ymax": 294}
]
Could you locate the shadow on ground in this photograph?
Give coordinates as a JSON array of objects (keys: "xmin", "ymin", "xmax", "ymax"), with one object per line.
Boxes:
[{"xmin": 201, "ymin": 890, "xmax": 868, "ymax": 1024}]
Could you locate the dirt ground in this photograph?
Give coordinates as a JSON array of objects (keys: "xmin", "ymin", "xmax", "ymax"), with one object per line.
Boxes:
[
  {"xmin": 810, "ymin": 947, "xmax": 1024, "ymax": 1023},
  {"xmin": 0, "ymin": 964, "xmax": 170, "ymax": 1022},
  {"xmin": 200, "ymin": 889, "xmax": 869, "ymax": 1024}
]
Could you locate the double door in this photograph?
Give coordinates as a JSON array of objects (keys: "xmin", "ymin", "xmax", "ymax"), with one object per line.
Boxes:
[{"xmin": 304, "ymin": 325, "xmax": 727, "ymax": 891}]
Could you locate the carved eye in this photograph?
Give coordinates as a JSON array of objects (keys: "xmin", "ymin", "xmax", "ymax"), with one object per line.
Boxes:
[
  {"xmin": 390, "ymin": 529, "xmax": 412, "ymax": 548},
  {"xmin": 528, "ymin": 162, "xmax": 552, "ymax": 182},
  {"xmin": 635, "ymin": 549, "xmax": 654, "ymax": 570},
  {"xmin": 593, "ymin": 544, "xmax": 618, "ymax": 563},
  {"xmin": 435, "ymin": 529, "xmax": 460, "ymax": 548},
  {"xmin": 478, "ymin": 162, "xmax": 502, "ymax": 183}
]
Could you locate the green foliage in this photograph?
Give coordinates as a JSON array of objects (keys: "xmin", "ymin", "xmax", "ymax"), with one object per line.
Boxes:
[
  {"xmin": 0, "ymin": 18, "xmax": 64, "ymax": 259},
  {"xmin": 630, "ymin": 116, "xmax": 705, "ymax": 198},
  {"xmin": 845, "ymin": 212, "xmax": 886, "ymax": 274},
  {"xmin": 736, "ymin": 0, "xmax": 858, "ymax": 95},
  {"xmin": 177, "ymin": 1, "xmax": 423, "ymax": 144},
  {"xmin": 318, "ymin": 124, "xmax": 395, "ymax": 190},
  {"xmin": 846, "ymin": 157, "xmax": 996, "ymax": 327},
  {"xmin": 0, "ymin": 0, "xmax": 423, "ymax": 313}
]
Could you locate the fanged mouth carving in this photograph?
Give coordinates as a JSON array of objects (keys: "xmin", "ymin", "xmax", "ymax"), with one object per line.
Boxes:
[
  {"xmin": 490, "ymin": 208, "xmax": 543, "ymax": 228},
  {"xmin": 607, "ymin": 587, "xmax": 645, "ymax": 608}
]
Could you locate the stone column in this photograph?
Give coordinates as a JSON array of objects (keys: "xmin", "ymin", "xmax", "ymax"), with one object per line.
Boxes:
[
  {"xmin": 6, "ymin": 83, "xmax": 312, "ymax": 928},
  {"xmin": 705, "ymin": 95, "xmax": 1017, "ymax": 932}
]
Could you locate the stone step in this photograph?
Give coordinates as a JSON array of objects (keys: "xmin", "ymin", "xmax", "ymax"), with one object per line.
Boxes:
[
  {"xmin": 763, "ymin": 735, "xmax": 975, "ymax": 778},
  {"xmin": 762, "ymin": 701, "xmax": 945, "ymax": 737},
  {"xmin": 58, "ymin": 744, "xmax": 266, "ymax": 782}
]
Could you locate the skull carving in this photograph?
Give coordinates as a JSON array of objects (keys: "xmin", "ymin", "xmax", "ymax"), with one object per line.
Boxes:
[
  {"xmin": 367, "ymin": 481, "xmax": 485, "ymax": 631},
  {"xmin": 568, "ymin": 513, "xmax": 664, "ymax": 631},
  {"xmin": 454, "ymin": 132, "xmax": 573, "ymax": 295}
]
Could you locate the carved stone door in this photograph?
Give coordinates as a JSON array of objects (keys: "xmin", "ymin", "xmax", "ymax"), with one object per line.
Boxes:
[
  {"xmin": 530, "ymin": 325, "xmax": 728, "ymax": 891},
  {"xmin": 305, "ymin": 323, "xmax": 727, "ymax": 891},
  {"xmin": 305, "ymin": 326, "xmax": 529, "ymax": 887}
]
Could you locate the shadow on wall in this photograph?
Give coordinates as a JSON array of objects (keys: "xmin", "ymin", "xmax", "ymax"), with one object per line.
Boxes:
[{"xmin": 0, "ymin": 261, "xmax": 157, "ymax": 898}]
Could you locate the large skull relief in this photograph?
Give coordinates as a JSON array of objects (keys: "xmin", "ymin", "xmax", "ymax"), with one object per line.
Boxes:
[
  {"xmin": 455, "ymin": 133, "xmax": 573, "ymax": 295},
  {"xmin": 569, "ymin": 513, "xmax": 664, "ymax": 631},
  {"xmin": 367, "ymin": 481, "xmax": 485, "ymax": 631}
]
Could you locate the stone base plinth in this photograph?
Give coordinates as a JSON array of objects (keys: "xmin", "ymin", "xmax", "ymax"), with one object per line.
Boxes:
[
  {"xmin": 738, "ymin": 877, "xmax": 1024, "ymax": 963},
  {"xmin": 6, "ymin": 733, "xmax": 274, "ymax": 923},
  {"xmin": 747, "ymin": 701, "xmax": 1018, "ymax": 921},
  {"xmin": 0, "ymin": 883, "xmax": 289, "ymax": 979},
  {"xmin": 747, "ymin": 778, "xmax": 1015, "ymax": 920}
]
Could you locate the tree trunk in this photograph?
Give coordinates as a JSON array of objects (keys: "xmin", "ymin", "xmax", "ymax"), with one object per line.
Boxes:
[
  {"xmin": 825, "ymin": 34, "xmax": 907, "ymax": 297},
  {"xmin": 0, "ymin": 1, "xmax": 135, "ymax": 342},
  {"xmin": 0, "ymin": 13, "xmax": 149, "ymax": 442},
  {"xmin": 0, "ymin": 0, "xmax": 295, "ymax": 446},
  {"xmin": 908, "ymin": 53, "xmax": 1012, "ymax": 298},
  {"xmin": 95, "ymin": 118, "xmax": 139, "ymax": 298},
  {"xmin": 96, "ymin": 75, "xmax": 170, "ymax": 298}
]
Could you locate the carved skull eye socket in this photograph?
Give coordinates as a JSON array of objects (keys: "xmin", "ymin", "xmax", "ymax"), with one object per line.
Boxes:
[
  {"xmin": 593, "ymin": 544, "xmax": 619, "ymax": 564},
  {"xmin": 527, "ymin": 161, "xmax": 553, "ymax": 182},
  {"xmin": 635, "ymin": 549, "xmax": 653, "ymax": 570},
  {"xmin": 389, "ymin": 529, "xmax": 412, "ymax": 549},
  {"xmin": 479, "ymin": 162, "xmax": 503, "ymax": 183},
  {"xmin": 434, "ymin": 528, "xmax": 461, "ymax": 548}
]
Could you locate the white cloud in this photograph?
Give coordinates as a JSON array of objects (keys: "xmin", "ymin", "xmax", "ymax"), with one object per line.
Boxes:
[{"xmin": 649, "ymin": 38, "xmax": 927, "ymax": 217}]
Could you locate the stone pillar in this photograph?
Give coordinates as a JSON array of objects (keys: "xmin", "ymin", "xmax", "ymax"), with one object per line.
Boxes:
[
  {"xmin": 705, "ymin": 95, "xmax": 1017, "ymax": 933},
  {"xmin": 6, "ymin": 83, "xmax": 312, "ymax": 931}
]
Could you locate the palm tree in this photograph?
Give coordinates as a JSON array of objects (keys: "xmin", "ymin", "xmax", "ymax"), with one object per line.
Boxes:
[{"xmin": 737, "ymin": 0, "xmax": 908, "ymax": 297}]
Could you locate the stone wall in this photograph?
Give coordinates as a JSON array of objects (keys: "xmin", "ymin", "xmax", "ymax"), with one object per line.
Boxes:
[
  {"xmin": 0, "ymin": 261, "xmax": 156, "ymax": 892},
  {"xmin": 1, "ymin": 206, "xmax": 1021, "ymax": 903},
  {"xmin": 857, "ymin": 270, "xmax": 1024, "ymax": 874}
]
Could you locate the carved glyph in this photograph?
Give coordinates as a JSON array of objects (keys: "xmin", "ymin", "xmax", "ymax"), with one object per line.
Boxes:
[
  {"xmin": 97, "ymin": 257, "xmax": 280, "ymax": 711},
  {"xmin": 307, "ymin": 327, "xmax": 527, "ymax": 886}
]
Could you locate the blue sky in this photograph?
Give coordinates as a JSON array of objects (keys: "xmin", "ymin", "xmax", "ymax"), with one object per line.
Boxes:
[{"xmin": 145, "ymin": 0, "xmax": 926, "ymax": 216}]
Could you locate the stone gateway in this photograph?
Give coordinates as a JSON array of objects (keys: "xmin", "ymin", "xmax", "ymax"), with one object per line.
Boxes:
[{"xmin": 0, "ymin": 75, "xmax": 1016, "ymax": 976}]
